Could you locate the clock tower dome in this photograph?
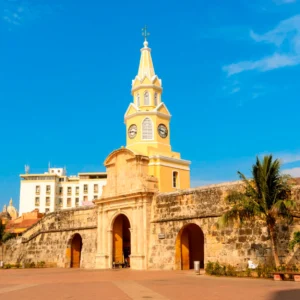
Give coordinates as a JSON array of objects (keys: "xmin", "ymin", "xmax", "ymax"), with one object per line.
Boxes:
[{"xmin": 124, "ymin": 31, "xmax": 190, "ymax": 192}]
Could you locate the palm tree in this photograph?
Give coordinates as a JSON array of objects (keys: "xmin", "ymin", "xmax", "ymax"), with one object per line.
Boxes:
[{"xmin": 219, "ymin": 155, "xmax": 295, "ymax": 268}]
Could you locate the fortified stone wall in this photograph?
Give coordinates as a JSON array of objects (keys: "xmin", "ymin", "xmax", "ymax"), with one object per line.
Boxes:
[
  {"xmin": 148, "ymin": 182, "xmax": 300, "ymax": 270},
  {"xmin": 4, "ymin": 207, "xmax": 97, "ymax": 268}
]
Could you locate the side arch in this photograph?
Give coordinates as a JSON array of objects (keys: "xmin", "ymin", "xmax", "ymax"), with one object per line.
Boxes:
[
  {"xmin": 175, "ymin": 223, "xmax": 204, "ymax": 270},
  {"xmin": 66, "ymin": 233, "xmax": 83, "ymax": 268}
]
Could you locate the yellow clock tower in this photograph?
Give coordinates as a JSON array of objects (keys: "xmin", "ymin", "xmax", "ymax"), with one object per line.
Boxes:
[{"xmin": 124, "ymin": 32, "xmax": 191, "ymax": 192}]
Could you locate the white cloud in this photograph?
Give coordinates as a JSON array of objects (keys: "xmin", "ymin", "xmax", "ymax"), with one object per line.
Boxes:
[
  {"xmin": 259, "ymin": 152, "xmax": 300, "ymax": 164},
  {"xmin": 282, "ymin": 167, "xmax": 300, "ymax": 177},
  {"xmin": 224, "ymin": 15, "xmax": 300, "ymax": 76},
  {"xmin": 2, "ymin": 1, "xmax": 54, "ymax": 28}
]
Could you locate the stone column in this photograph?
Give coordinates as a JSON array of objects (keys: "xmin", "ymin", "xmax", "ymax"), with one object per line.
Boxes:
[
  {"xmin": 107, "ymin": 229, "xmax": 113, "ymax": 268},
  {"xmin": 95, "ymin": 205, "xmax": 109, "ymax": 269}
]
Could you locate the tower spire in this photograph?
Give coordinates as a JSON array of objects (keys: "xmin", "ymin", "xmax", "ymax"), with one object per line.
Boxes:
[
  {"xmin": 142, "ymin": 25, "xmax": 150, "ymax": 41},
  {"xmin": 137, "ymin": 26, "xmax": 155, "ymax": 79}
]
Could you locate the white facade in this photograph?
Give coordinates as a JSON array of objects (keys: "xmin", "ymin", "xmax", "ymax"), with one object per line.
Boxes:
[{"xmin": 19, "ymin": 168, "xmax": 107, "ymax": 215}]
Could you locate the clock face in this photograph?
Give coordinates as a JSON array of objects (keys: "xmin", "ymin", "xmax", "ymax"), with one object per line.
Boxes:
[
  {"xmin": 157, "ymin": 124, "xmax": 168, "ymax": 138},
  {"xmin": 128, "ymin": 124, "xmax": 137, "ymax": 139}
]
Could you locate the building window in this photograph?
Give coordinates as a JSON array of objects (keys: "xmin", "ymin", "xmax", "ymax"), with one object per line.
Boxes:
[
  {"xmin": 94, "ymin": 195, "xmax": 98, "ymax": 200},
  {"xmin": 46, "ymin": 197, "xmax": 50, "ymax": 206},
  {"xmin": 83, "ymin": 196, "xmax": 88, "ymax": 202},
  {"xmin": 67, "ymin": 198, "xmax": 71, "ymax": 207},
  {"xmin": 58, "ymin": 198, "xmax": 63, "ymax": 207},
  {"xmin": 46, "ymin": 185, "xmax": 51, "ymax": 194},
  {"xmin": 144, "ymin": 91, "xmax": 149, "ymax": 105},
  {"xmin": 75, "ymin": 198, "xmax": 79, "ymax": 207},
  {"xmin": 84, "ymin": 184, "xmax": 88, "ymax": 193},
  {"xmin": 35, "ymin": 197, "xmax": 40, "ymax": 206},
  {"xmin": 142, "ymin": 117, "xmax": 153, "ymax": 140},
  {"xmin": 45, "ymin": 208, "xmax": 50, "ymax": 213},
  {"xmin": 154, "ymin": 93, "xmax": 158, "ymax": 106},
  {"xmin": 67, "ymin": 186, "xmax": 72, "ymax": 195},
  {"xmin": 136, "ymin": 93, "xmax": 140, "ymax": 106},
  {"xmin": 59, "ymin": 187, "xmax": 63, "ymax": 195},
  {"xmin": 94, "ymin": 184, "xmax": 98, "ymax": 193},
  {"xmin": 35, "ymin": 185, "xmax": 40, "ymax": 194},
  {"xmin": 59, "ymin": 178, "xmax": 64, "ymax": 182},
  {"xmin": 173, "ymin": 171, "xmax": 179, "ymax": 188},
  {"xmin": 75, "ymin": 186, "xmax": 79, "ymax": 195}
]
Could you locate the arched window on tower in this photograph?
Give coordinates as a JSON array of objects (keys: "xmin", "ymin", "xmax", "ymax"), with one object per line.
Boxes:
[
  {"xmin": 154, "ymin": 93, "xmax": 158, "ymax": 106},
  {"xmin": 136, "ymin": 93, "xmax": 140, "ymax": 106},
  {"xmin": 144, "ymin": 91, "xmax": 150, "ymax": 105},
  {"xmin": 142, "ymin": 117, "xmax": 153, "ymax": 140},
  {"xmin": 173, "ymin": 171, "xmax": 179, "ymax": 188}
]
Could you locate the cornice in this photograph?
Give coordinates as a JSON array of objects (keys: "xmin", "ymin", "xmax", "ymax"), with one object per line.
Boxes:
[
  {"xmin": 124, "ymin": 111, "xmax": 171, "ymax": 122},
  {"xmin": 131, "ymin": 84, "xmax": 163, "ymax": 94},
  {"xmin": 149, "ymin": 155, "xmax": 191, "ymax": 166}
]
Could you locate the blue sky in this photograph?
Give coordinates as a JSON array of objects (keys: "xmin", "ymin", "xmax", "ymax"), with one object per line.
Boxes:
[{"xmin": 1, "ymin": 0, "xmax": 300, "ymax": 210}]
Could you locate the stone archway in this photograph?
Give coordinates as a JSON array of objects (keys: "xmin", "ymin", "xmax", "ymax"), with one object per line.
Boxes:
[
  {"xmin": 112, "ymin": 214, "xmax": 131, "ymax": 267},
  {"xmin": 70, "ymin": 233, "xmax": 82, "ymax": 268},
  {"xmin": 175, "ymin": 223, "xmax": 204, "ymax": 270}
]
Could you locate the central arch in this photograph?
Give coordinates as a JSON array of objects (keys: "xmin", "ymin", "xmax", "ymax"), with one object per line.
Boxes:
[
  {"xmin": 175, "ymin": 223, "xmax": 204, "ymax": 270},
  {"xmin": 112, "ymin": 214, "xmax": 131, "ymax": 267},
  {"xmin": 70, "ymin": 233, "xmax": 82, "ymax": 268}
]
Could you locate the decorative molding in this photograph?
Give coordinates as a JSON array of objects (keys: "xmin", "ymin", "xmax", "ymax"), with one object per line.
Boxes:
[
  {"xmin": 148, "ymin": 162, "xmax": 190, "ymax": 171},
  {"xmin": 149, "ymin": 155, "xmax": 191, "ymax": 166},
  {"xmin": 124, "ymin": 111, "xmax": 171, "ymax": 122},
  {"xmin": 131, "ymin": 84, "xmax": 162, "ymax": 93},
  {"xmin": 22, "ymin": 226, "xmax": 97, "ymax": 243}
]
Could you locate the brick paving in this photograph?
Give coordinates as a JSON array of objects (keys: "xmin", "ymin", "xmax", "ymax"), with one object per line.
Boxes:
[{"xmin": 1, "ymin": 268, "xmax": 300, "ymax": 300}]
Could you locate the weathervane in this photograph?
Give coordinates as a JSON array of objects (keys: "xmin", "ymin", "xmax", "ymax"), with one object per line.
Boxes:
[{"xmin": 142, "ymin": 25, "xmax": 150, "ymax": 41}]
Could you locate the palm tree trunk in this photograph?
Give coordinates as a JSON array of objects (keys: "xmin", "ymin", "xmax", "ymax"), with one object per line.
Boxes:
[{"xmin": 268, "ymin": 226, "xmax": 280, "ymax": 268}]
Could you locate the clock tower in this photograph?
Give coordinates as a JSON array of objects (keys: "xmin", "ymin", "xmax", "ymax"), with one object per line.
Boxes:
[{"xmin": 124, "ymin": 32, "xmax": 190, "ymax": 192}]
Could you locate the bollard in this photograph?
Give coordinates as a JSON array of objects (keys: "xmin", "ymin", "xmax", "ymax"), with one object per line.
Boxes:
[{"xmin": 194, "ymin": 261, "xmax": 200, "ymax": 275}]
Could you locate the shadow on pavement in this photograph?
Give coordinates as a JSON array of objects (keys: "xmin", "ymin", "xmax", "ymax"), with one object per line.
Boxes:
[{"xmin": 269, "ymin": 289, "xmax": 300, "ymax": 300}]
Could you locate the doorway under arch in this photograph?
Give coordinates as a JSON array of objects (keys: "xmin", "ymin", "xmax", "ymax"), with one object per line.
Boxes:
[
  {"xmin": 112, "ymin": 214, "xmax": 131, "ymax": 267},
  {"xmin": 70, "ymin": 233, "xmax": 82, "ymax": 268},
  {"xmin": 175, "ymin": 223, "xmax": 204, "ymax": 270}
]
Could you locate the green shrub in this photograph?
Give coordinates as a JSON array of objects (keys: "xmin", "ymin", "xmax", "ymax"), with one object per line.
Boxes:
[
  {"xmin": 3, "ymin": 263, "xmax": 12, "ymax": 269},
  {"xmin": 225, "ymin": 264, "xmax": 237, "ymax": 277},
  {"xmin": 213, "ymin": 261, "xmax": 224, "ymax": 276},
  {"xmin": 15, "ymin": 263, "xmax": 21, "ymax": 269},
  {"xmin": 37, "ymin": 261, "xmax": 45, "ymax": 268},
  {"xmin": 246, "ymin": 267, "xmax": 251, "ymax": 277},
  {"xmin": 205, "ymin": 261, "xmax": 214, "ymax": 275},
  {"xmin": 30, "ymin": 262, "xmax": 35, "ymax": 268},
  {"xmin": 205, "ymin": 261, "xmax": 237, "ymax": 277}
]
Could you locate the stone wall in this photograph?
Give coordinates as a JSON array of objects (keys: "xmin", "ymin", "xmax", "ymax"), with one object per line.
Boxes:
[
  {"xmin": 4, "ymin": 207, "xmax": 97, "ymax": 268},
  {"xmin": 148, "ymin": 182, "xmax": 300, "ymax": 270}
]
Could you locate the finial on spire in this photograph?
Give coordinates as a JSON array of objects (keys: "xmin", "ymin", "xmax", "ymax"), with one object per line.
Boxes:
[
  {"xmin": 142, "ymin": 25, "xmax": 150, "ymax": 42},
  {"xmin": 9, "ymin": 198, "xmax": 13, "ymax": 206}
]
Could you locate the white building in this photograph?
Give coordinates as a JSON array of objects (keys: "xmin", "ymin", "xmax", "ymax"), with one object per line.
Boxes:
[{"xmin": 19, "ymin": 167, "xmax": 107, "ymax": 214}]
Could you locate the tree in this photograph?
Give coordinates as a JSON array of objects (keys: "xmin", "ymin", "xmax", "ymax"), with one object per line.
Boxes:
[
  {"xmin": 289, "ymin": 231, "xmax": 300, "ymax": 251},
  {"xmin": 219, "ymin": 155, "xmax": 295, "ymax": 268},
  {"xmin": 0, "ymin": 219, "xmax": 15, "ymax": 263}
]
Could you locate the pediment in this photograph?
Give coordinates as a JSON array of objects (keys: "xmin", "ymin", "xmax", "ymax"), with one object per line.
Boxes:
[
  {"xmin": 155, "ymin": 102, "xmax": 171, "ymax": 116},
  {"xmin": 104, "ymin": 148, "xmax": 136, "ymax": 166},
  {"xmin": 124, "ymin": 103, "xmax": 139, "ymax": 118}
]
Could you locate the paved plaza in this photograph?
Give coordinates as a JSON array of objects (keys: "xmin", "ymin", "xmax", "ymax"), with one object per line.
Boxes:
[{"xmin": 1, "ymin": 268, "xmax": 300, "ymax": 300}]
